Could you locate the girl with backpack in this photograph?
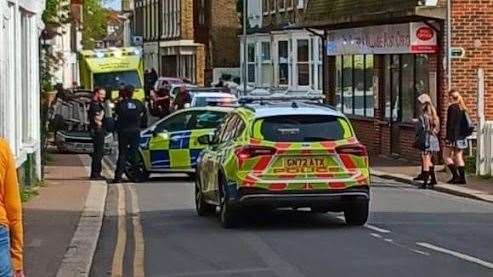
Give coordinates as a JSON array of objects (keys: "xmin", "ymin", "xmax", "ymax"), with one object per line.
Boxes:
[
  {"xmin": 414, "ymin": 94, "xmax": 440, "ymax": 189},
  {"xmin": 444, "ymin": 90, "xmax": 473, "ymax": 185}
]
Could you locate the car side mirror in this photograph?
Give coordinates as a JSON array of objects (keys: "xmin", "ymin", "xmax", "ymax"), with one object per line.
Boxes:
[{"xmin": 198, "ymin": 134, "xmax": 216, "ymax": 145}]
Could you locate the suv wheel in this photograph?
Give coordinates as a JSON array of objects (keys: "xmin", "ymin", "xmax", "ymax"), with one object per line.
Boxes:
[
  {"xmin": 219, "ymin": 179, "xmax": 238, "ymax": 228},
  {"xmin": 344, "ymin": 201, "xmax": 369, "ymax": 226},
  {"xmin": 195, "ymin": 178, "xmax": 215, "ymax": 216}
]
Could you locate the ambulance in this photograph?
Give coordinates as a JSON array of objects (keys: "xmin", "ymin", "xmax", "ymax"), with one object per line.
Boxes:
[{"xmin": 79, "ymin": 47, "xmax": 145, "ymax": 102}]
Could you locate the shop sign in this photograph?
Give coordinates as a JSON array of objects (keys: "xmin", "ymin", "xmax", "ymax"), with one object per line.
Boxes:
[
  {"xmin": 326, "ymin": 23, "xmax": 437, "ymax": 55},
  {"xmin": 410, "ymin": 23, "xmax": 438, "ymax": 53}
]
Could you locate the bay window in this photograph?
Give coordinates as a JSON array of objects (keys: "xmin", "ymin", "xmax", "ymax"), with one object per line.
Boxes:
[
  {"xmin": 278, "ymin": 40, "xmax": 289, "ymax": 85},
  {"xmin": 296, "ymin": 39, "xmax": 309, "ymax": 86}
]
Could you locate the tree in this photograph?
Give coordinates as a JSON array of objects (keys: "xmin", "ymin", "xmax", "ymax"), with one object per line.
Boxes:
[{"xmin": 82, "ymin": 0, "xmax": 108, "ymax": 49}]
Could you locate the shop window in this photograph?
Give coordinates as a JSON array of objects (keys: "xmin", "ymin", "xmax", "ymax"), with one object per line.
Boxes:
[
  {"xmin": 335, "ymin": 56, "xmax": 342, "ymax": 111},
  {"xmin": 401, "ymin": 55, "xmax": 414, "ymax": 122},
  {"xmin": 342, "ymin": 55, "xmax": 353, "ymax": 114},
  {"xmin": 383, "ymin": 54, "xmax": 430, "ymax": 122},
  {"xmin": 278, "ymin": 40, "xmax": 289, "ymax": 85},
  {"xmin": 335, "ymin": 55, "xmax": 374, "ymax": 117},
  {"xmin": 297, "ymin": 39, "xmax": 309, "ymax": 86}
]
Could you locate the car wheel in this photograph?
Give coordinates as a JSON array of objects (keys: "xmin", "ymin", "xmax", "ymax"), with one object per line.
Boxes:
[
  {"xmin": 219, "ymin": 178, "xmax": 238, "ymax": 229},
  {"xmin": 195, "ymin": 177, "xmax": 215, "ymax": 217},
  {"xmin": 125, "ymin": 154, "xmax": 150, "ymax": 183},
  {"xmin": 344, "ymin": 201, "xmax": 369, "ymax": 226}
]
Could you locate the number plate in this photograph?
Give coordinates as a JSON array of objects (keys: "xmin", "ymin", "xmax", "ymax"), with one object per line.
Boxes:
[{"xmin": 285, "ymin": 158, "xmax": 326, "ymax": 169}]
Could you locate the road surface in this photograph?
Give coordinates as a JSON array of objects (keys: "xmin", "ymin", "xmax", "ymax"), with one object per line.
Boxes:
[{"xmin": 91, "ymin": 175, "xmax": 493, "ymax": 277}]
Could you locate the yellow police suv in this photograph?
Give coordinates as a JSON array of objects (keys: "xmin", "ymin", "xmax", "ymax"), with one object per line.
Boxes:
[
  {"xmin": 125, "ymin": 107, "xmax": 233, "ymax": 182},
  {"xmin": 195, "ymin": 96, "xmax": 370, "ymax": 228}
]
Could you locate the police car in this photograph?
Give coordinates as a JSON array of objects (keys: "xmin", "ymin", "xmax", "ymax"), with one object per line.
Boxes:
[
  {"xmin": 194, "ymin": 96, "xmax": 370, "ymax": 228},
  {"xmin": 125, "ymin": 107, "xmax": 233, "ymax": 182}
]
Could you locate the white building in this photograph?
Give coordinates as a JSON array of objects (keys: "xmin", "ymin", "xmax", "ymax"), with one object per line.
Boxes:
[
  {"xmin": 0, "ymin": 0, "xmax": 45, "ymax": 182},
  {"xmin": 240, "ymin": 0, "xmax": 323, "ymax": 91},
  {"xmin": 52, "ymin": 1, "xmax": 83, "ymax": 88}
]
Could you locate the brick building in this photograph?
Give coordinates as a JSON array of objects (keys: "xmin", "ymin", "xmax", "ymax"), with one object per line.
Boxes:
[
  {"xmin": 133, "ymin": 0, "xmax": 239, "ymax": 86},
  {"xmin": 300, "ymin": 0, "xmax": 492, "ymax": 161}
]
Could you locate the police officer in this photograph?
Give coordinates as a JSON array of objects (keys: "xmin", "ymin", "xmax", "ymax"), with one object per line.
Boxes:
[
  {"xmin": 112, "ymin": 85, "xmax": 148, "ymax": 183},
  {"xmin": 88, "ymin": 87, "xmax": 107, "ymax": 180}
]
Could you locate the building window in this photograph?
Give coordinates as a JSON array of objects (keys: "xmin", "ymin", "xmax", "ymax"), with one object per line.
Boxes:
[
  {"xmin": 263, "ymin": 0, "xmax": 269, "ymax": 14},
  {"xmin": 198, "ymin": 0, "xmax": 206, "ymax": 25},
  {"xmin": 247, "ymin": 43, "xmax": 256, "ymax": 83},
  {"xmin": 278, "ymin": 0, "xmax": 286, "ymax": 11},
  {"xmin": 335, "ymin": 55, "xmax": 375, "ymax": 117},
  {"xmin": 278, "ymin": 40, "xmax": 289, "ymax": 85},
  {"xmin": 296, "ymin": 39, "xmax": 309, "ymax": 86},
  {"xmin": 297, "ymin": 0, "xmax": 305, "ymax": 9},
  {"xmin": 261, "ymin": 41, "xmax": 273, "ymax": 86}
]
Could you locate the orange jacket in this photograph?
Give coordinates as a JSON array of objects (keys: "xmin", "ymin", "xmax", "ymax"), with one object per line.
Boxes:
[{"xmin": 0, "ymin": 139, "xmax": 23, "ymax": 271}]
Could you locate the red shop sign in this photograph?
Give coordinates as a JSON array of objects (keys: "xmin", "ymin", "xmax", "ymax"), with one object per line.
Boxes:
[{"xmin": 416, "ymin": 27, "xmax": 434, "ymax": 41}]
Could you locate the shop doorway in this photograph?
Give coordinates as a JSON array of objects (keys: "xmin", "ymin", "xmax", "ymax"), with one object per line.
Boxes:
[{"xmin": 389, "ymin": 55, "xmax": 402, "ymax": 156}]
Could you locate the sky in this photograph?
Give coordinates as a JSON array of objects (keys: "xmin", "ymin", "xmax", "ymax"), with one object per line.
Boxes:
[{"xmin": 103, "ymin": 0, "xmax": 121, "ymax": 11}]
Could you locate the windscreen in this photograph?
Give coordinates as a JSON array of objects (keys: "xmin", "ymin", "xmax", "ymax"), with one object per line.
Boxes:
[
  {"xmin": 94, "ymin": 70, "xmax": 142, "ymax": 91},
  {"xmin": 194, "ymin": 97, "xmax": 238, "ymax": 107},
  {"xmin": 252, "ymin": 115, "xmax": 353, "ymax": 142}
]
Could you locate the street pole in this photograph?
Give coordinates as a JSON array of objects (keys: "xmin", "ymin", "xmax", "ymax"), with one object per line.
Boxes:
[
  {"xmin": 242, "ymin": 0, "xmax": 248, "ymax": 97},
  {"xmin": 447, "ymin": 0, "xmax": 452, "ymax": 90}
]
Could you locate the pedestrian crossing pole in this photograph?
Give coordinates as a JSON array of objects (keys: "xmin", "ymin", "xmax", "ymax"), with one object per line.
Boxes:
[
  {"xmin": 476, "ymin": 68, "xmax": 486, "ymax": 175},
  {"xmin": 242, "ymin": 0, "xmax": 248, "ymax": 97}
]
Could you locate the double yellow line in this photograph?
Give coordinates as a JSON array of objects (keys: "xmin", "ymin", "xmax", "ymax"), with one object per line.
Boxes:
[{"xmin": 111, "ymin": 183, "xmax": 145, "ymax": 277}]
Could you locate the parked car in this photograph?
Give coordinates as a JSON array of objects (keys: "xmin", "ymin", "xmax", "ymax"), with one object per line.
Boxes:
[
  {"xmin": 124, "ymin": 106, "xmax": 233, "ymax": 182},
  {"xmin": 191, "ymin": 92, "xmax": 238, "ymax": 107},
  {"xmin": 195, "ymin": 97, "xmax": 370, "ymax": 228}
]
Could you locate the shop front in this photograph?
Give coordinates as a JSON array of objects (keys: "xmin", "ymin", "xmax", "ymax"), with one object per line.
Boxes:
[{"xmin": 326, "ymin": 22, "xmax": 440, "ymax": 160}]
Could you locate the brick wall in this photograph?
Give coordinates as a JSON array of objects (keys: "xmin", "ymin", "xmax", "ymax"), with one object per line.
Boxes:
[
  {"xmin": 181, "ymin": 0, "xmax": 194, "ymax": 40},
  {"xmin": 195, "ymin": 44, "xmax": 206, "ymax": 86},
  {"xmin": 209, "ymin": 0, "xmax": 240, "ymax": 67},
  {"xmin": 439, "ymin": 0, "xmax": 493, "ymax": 121}
]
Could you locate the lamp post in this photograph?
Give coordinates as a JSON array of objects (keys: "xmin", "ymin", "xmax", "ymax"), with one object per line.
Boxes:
[{"xmin": 242, "ymin": 0, "xmax": 248, "ymax": 97}]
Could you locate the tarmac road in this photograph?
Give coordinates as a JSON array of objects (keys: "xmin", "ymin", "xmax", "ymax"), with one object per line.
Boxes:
[{"xmin": 90, "ymin": 175, "xmax": 493, "ymax": 277}]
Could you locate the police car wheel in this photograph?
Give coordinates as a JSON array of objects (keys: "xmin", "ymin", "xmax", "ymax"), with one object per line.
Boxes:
[
  {"xmin": 344, "ymin": 201, "xmax": 369, "ymax": 226},
  {"xmin": 219, "ymin": 178, "xmax": 238, "ymax": 229},
  {"xmin": 125, "ymin": 164, "xmax": 150, "ymax": 183},
  {"xmin": 195, "ymin": 180, "xmax": 214, "ymax": 216}
]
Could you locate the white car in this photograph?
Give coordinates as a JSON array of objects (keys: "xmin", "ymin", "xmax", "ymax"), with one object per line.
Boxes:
[{"xmin": 191, "ymin": 92, "xmax": 238, "ymax": 107}]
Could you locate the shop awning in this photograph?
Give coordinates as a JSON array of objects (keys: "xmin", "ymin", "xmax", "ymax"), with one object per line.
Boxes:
[{"xmin": 300, "ymin": 0, "xmax": 446, "ymax": 30}]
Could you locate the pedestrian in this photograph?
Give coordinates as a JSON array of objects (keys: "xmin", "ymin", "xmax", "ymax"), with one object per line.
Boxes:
[
  {"xmin": 414, "ymin": 94, "xmax": 440, "ymax": 189},
  {"xmin": 443, "ymin": 89, "xmax": 471, "ymax": 185},
  {"xmin": 144, "ymin": 69, "xmax": 152, "ymax": 100},
  {"xmin": 173, "ymin": 86, "xmax": 191, "ymax": 110},
  {"xmin": 112, "ymin": 85, "xmax": 148, "ymax": 183},
  {"xmin": 88, "ymin": 87, "xmax": 107, "ymax": 180},
  {"xmin": 150, "ymin": 68, "xmax": 158, "ymax": 88},
  {"xmin": 151, "ymin": 87, "xmax": 171, "ymax": 118},
  {"xmin": 0, "ymin": 139, "xmax": 24, "ymax": 277}
]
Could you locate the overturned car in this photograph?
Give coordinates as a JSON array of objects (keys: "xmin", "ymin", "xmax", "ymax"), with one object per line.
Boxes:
[{"xmin": 51, "ymin": 90, "xmax": 113, "ymax": 154}]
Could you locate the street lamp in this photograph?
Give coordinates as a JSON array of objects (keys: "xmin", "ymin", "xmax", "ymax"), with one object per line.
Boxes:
[{"xmin": 242, "ymin": 0, "xmax": 247, "ymax": 97}]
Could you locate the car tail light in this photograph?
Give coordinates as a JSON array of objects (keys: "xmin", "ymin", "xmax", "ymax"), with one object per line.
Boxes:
[
  {"xmin": 235, "ymin": 145, "xmax": 277, "ymax": 161},
  {"xmin": 336, "ymin": 144, "xmax": 368, "ymax": 157}
]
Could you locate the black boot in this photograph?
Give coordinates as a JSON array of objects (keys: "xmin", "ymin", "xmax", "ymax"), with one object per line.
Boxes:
[
  {"xmin": 420, "ymin": 171, "xmax": 430, "ymax": 189},
  {"xmin": 456, "ymin": 166, "xmax": 467, "ymax": 185},
  {"xmin": 413, "ymin": 167, "xmax": 424, "ymax": 181},
  {"xmin": 429, "ymin": 166, "xmax": 437, "ymax": 188},
  {"xmin": 447, "ymin": 164, "xmax": 458, "ymax": 184}
]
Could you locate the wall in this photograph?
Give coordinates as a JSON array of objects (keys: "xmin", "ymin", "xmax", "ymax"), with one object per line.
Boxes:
[
  {"xmin": 0, "ymin": 0, "xmax": 44, "ymax": 182},
  {"xmin": 449, "ymin": 0, "xmax": 493, "ymax": 121}
]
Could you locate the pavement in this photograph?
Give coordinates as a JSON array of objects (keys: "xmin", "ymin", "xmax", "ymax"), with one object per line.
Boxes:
[
  {"xmin": 23, "ymin": 154, "xmax": 108, "ymax": 277},
  {"xmin": 371, "ymin": 156, "xmax": 493, "ymax": 203}
]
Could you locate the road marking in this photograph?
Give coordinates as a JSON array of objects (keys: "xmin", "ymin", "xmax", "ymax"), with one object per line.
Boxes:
[
  {"xmin": 129, "ymin": 184, "xmax": 145, "ymax": 277},
  {"xmin": 410, "ymin": 249, "xmax": 431, "ymax": 256},
  {"xmin": 111, "ymin": 184, "xmax": 127, "ymax": 277},
  {"xmin": 417, "ymin": 242, "xmax": 493, "ymax": 269},
  {"xmin": 365, "ymin": 224, "xmax": 391, "ymax": 234},
  {"xmin": 370, "ymin": 233, "xmax": 382, "ymax": 238}
]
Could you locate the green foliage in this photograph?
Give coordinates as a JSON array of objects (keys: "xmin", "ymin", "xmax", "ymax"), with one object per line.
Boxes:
[
  {"xmin": 21, "ymin": 183, "xmax": 41, "ymax": 203},
  {"xmin": 83, "ymin": 0, "xmax": 108, "ymax": 49}
]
